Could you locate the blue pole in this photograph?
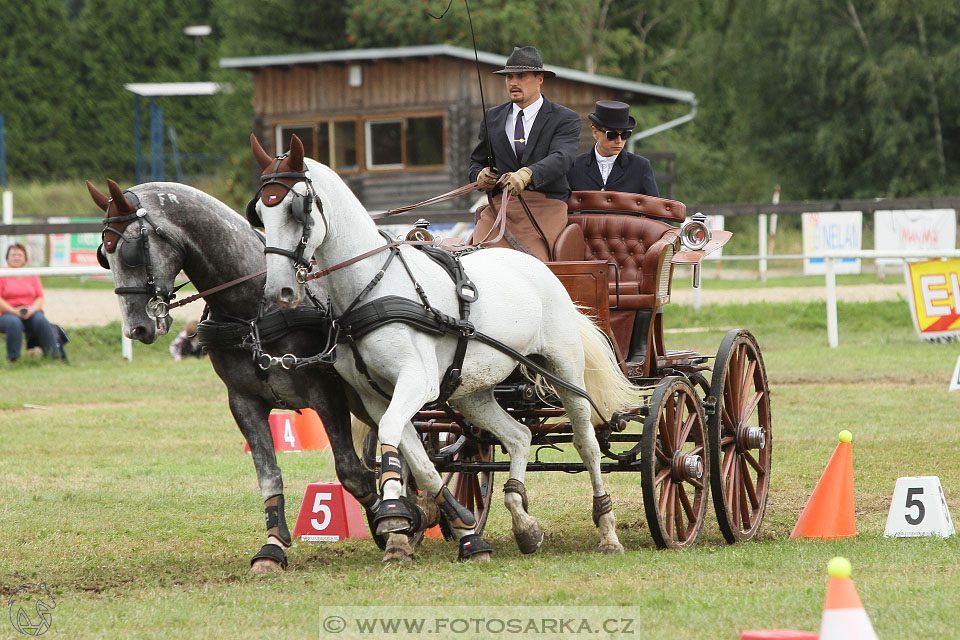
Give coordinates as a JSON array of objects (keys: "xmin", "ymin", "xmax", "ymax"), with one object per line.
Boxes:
[
  {"xmin": 133, "ymin": 97, "xmax": 142, "ymax": 183},
  {"xmin": 149, "ymin": 99, "xmax": 164, "ymax": 182},
  {"xmin": 0, "ymin": 113, "xmax": 6, "ymax": 187}
]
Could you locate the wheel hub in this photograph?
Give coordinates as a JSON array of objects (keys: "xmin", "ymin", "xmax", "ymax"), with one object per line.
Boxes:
[
  {"xmin": 672, "ymin": 451, "xmax": 704, "ymax": 482},
  {"xmin": 736, "ymin": 424, "xmax": 765, "ymax": 451}
]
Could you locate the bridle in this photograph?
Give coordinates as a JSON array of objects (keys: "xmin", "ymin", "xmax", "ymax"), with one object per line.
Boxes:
[
  {"xmin": 246, "ymin": 153, "xmax": 328, "ymax": 275},
  {"xmin": 97, "ymin": 190, "xmax": 189, "ymax": 320}
]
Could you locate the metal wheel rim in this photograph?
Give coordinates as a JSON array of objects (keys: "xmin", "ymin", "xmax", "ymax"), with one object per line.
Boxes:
[
  {"xmin": 640, "ymin": 376, "xmax": 709, "ymax": 549},
  {"xmin": 708, "ymin": 329, "xmax": 772, "ymax": 543}
]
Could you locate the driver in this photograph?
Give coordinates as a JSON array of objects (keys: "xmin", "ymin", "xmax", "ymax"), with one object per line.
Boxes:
[{"xmin": 467, "ymin": 46, "xmax": 580, "ymax": 261}]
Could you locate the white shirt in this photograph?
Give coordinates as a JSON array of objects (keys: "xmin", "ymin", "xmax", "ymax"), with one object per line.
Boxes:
[
  {"xmin": 505, "ymin": 96, "xmax": 544, "ymax": 157},
  {"xmin": 594, "ymin": 144, "xmax": 618, "ymax": 184}
]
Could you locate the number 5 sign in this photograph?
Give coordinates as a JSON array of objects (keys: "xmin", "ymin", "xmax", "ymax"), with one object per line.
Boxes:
[
  {"xmin": 884, "ymin": 476, "xmax": 955, "ymax": 538},
  {"xmin": 292, "ymin": 482, "xmax": 370, "ymax": 541}
]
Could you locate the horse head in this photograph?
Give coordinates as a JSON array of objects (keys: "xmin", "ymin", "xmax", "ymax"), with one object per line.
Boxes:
[
  {"xmin": 86, "ymin": 179, "xmax": 179, "ymax": 342},
  {"xmin": 250, "ymin": 133, "xmax": 327, "ymax": 309}
]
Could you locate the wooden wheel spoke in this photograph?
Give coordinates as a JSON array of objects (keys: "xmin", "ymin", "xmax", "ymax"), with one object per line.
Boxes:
[
  {"xmin": 674, "ymin": 490, "xmax": 686, "ymax": 540},
  {"xmin": 738, "ymin": 458, "xmax": 752, "ymax": 529},
  {"xmin": 737, "ymin": 359, "xmax": 757, "ymax": 415},
  {"xmin": 655, "ymin": 446, "xmax": 671, "ymax": 466},
  {"xmin": 658, "ymin": 414, "xmax": 673, "ymax": 452},
  {"xmin": 743, "ymin": 449, "xmax": 764, "ymax": 475},
  {"xmin": 678, "ymin": 483, "xmax": 696, "ymax": 521},
  {"xmin": 741, "ymin": 389, "xmax": 763, "ymax": 424},
  {"xmin": 686, "ymin": 475, "xmax": 704, "ymax": 491},
  {"xmin": 658, "ymin": 476, "xmax": 672, "ymax": 514},
  {"xmin": 655, "ymin": 467, "xmax": 671, "ymax": 486},
  {"xmin": 678, "ymin": 408, "xmax": 696, "ymax": 445},
  {"xmin": 741, "ymin": 457, "xmax": 760, "ymax": 511}
]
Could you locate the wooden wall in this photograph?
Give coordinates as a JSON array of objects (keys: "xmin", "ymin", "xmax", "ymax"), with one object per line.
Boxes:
[{"xmin": 248, "ymin": 55, "xmax": 641, "ymax": 215}]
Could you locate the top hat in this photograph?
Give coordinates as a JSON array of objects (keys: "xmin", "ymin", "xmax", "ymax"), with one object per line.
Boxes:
[
  {"xmin": 588, "ymin": 100, "xmax": 636, "ymax": 130},
  {"xmin": 493, "ymin": 46, "xmax": 556, "ymax": 78}
]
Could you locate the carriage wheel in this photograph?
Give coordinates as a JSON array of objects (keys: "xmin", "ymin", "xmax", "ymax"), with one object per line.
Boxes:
[
  {"xmin": 438, "ymin": 435, "xmax": 495, "ymax": 539},
  {"xmin": 640, "ymin": 376, "xmax": 710, "ymax": 550},
  {"xmin": 708, "ymin": 329, "xmax": 772, "ymax": 543}
]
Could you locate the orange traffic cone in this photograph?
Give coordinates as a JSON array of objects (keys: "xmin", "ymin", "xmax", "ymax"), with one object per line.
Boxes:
[
  {"xmin": 791, "ymin": 430, "xmax": 856, "ymax": 539},
  {"xmin": 819, "ymin": 557, "xmax": 878, "ymax": 640},
  {"xmin": 294, "ymin": 409, "xmax": 330, "ymax": 450}
]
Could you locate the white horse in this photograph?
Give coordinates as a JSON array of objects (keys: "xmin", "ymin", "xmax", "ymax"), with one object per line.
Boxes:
[{"xmin": 252, "ymin": 134, "xmax": 638, "ymax": 556}]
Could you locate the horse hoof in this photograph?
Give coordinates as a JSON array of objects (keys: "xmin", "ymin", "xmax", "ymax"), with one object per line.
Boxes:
[
  {"xmin": 250, "ymin": 558, "xmax": 284, "ymax": 573},
  {"xmin": 513, "ymin": 522, "xmax": 544, "ymax": 555},
  {"xmin": 599, "ymin": 541, "xmax": 625, "ymax": 554},
  {"xmin": 382, "ymin": 533, "xmax": 414, "ymax": 562},
  {"xmin": 467, "ymin": 551, "xmax": 491, "ymax": 563},
  {"xmin": 417, "ymin": 492, "xmax": 440, "ymax": 529},
  {"xmin": 376, "ymin": 516, "xmax": 411, "ymax": 535}
]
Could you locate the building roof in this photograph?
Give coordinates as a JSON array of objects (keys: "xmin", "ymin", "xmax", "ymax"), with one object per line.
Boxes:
[
  {"xmin": 124, "ymin": 82, "xmax": 224, "ymax": 97},
  {"xmin": 220, "ymin": 44, "xmax": 696, "ymax": 106}
]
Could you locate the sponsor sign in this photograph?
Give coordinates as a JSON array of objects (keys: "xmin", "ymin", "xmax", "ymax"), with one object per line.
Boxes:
[
  {"xmin": 48, "ymin": 216, "xmax": 100, "ymax": 266},
  {"xmin": 904, "ymin": 258, "xmax": 960, "ymax": 341},
  {"xmin": 802, "ymin": 211, "xmax": 863, "ymax": 275},
  {"xmin": 874, "ymin": 209, "xmax": 956, "ymax": 267}
]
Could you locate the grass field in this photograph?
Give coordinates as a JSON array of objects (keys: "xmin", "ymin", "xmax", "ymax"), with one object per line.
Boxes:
[{"xmin": 2, "ymin": 298, "xmax": 958, "ymax": 639}]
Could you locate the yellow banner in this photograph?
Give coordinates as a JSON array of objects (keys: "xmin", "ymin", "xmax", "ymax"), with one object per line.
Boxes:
[{"xmin": 905, "ymin": 258, "xmax": 960, "ymax": 341}]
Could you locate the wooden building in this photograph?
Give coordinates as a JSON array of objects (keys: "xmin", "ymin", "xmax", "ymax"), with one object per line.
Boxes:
[{"xmin": 220, "ymin": 45, "xmax": 696, "ymax": 220}]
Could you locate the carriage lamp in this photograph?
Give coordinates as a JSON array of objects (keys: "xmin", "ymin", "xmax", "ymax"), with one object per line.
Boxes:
[{"xmin": 679, "ymin": 212, "xmax": 711, "ymax": 251}]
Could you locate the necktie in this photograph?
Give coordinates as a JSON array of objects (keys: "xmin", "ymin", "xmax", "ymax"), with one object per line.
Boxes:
[{"xmin": 513, "ymin": 110, "xmax": 525, "ymax": 160}]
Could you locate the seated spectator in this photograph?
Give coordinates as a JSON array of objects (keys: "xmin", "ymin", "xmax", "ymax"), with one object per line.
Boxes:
[
  {"xmin": 169, "ymin": 318, "xmax": 204, "ymax": 361},
  {"xmin": 0, "ymin": 243, "xmax": 65, "ymax": 363}
]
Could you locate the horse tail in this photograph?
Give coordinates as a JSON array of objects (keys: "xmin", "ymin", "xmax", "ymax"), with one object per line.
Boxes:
[
  {"xmin": 576, "ymin": 311, "xmax": 640, "ymax": 423},
  {"xmin": 351, "ymin": 414, "xmax": 372, "ymax": 459}
]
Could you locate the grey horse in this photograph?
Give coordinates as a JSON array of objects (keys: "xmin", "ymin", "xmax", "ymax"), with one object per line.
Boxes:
[{"xmin": 87, "ymin": 179, "xmax": 428, "ymax": 569}]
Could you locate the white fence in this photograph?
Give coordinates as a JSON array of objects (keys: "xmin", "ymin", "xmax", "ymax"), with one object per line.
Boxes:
[{"xmin": 5, "ymin": 251, "xmax": 960, "ymax": 354}]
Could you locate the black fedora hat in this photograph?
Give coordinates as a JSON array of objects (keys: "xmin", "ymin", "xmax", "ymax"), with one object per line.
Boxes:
[
  {"xmin": 492, "ymin": 46, "xmax": 556, "ymax": 79},
  {"xmin": 588, "ymin": 100, "xmax": 636, "ymax": 130}
]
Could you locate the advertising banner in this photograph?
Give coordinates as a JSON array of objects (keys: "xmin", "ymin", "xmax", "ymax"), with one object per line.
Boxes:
[
  {"xmin": 802, "ymin": 211, "xmax": 863, "ymax": 275},
  {"xmin": 48, "ymin": 217, "xmax": 101, "ymax": 266},
  {"xmin": 904, "ymin": 258, "xmax": 960, "ymax": 342},
  {"xmin": 874, "ymin": 209, "xmax": 956, "ymax": 267}
]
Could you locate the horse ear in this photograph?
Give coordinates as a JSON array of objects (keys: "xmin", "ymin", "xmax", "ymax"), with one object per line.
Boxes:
[
  {"xmin": 86, "ymin": 181, "xmax": 110, "ymax": 212},
  {"xmin": 289, "ymin": 134, "xmax": 305, "ymax": 171},
  {"xmin": 251, "ymin": 133, "xmax": 272, "ymax": 170},
  {"xmin": 105, "ymin": 179, "xmax": 135, "ymax": 213}
]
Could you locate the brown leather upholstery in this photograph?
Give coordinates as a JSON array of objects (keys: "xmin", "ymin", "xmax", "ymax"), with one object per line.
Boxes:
[
  {"xmin": 553, "ymin": 211, "xmax": 678, "ymax": 360},
  {"xmin": 567, "ymin": 191, "xmax": 687, "ymax": 223},
  {"xmin": 555, "ymin": 214, "xmax": 677, "ymax": 310}
]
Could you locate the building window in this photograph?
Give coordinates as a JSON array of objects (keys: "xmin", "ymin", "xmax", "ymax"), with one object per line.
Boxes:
[
  {"xmin": 276, "ymin": 113, "xmax": 443, "ymax": 173},
  {"xmin": 276, "ymin": 121, "xmax": 359, "ymax": 173},
  {"xmin": 364, "ymin": 114, "xmax": 445, "ymax": 170}
]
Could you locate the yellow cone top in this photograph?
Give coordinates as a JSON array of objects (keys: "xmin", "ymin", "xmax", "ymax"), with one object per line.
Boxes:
[
  {"xmin": 827, "ymin": 556, "xmax": 852, "ymax": 579},
  {"xmin": 838, "ymin": 430, "xmax": 853, "ymax": 443}
]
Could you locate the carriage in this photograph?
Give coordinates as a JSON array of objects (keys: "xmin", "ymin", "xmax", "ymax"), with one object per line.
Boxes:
[
  {"xmin": 90, "ymin": 134, "xmax": 771, "ymax": 567},
  {"xmin": 408, "ymin": 189, "xmax": 771, "ymax": 550}
]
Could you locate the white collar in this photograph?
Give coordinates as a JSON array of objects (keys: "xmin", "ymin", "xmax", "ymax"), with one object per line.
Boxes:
[
  {"xmin": 513, "ymin": 95, "xmax": 544, "ymax": 121},
  {"xmin": 594, "ymin": 145, "xmax": 618, "ymax": 165}
]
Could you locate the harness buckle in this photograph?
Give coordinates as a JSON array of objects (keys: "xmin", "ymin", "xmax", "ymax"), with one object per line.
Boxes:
[
  {"xmin": 280, "ymin": 353, "xmax": 297, "ymax": 370},
  {"xmin": 296, "ymin": 266, "xmax": 309, "ymax": 284},
  {"xmin": 257, "ymin": 353, "xmax": 272, "ymax": 370}
]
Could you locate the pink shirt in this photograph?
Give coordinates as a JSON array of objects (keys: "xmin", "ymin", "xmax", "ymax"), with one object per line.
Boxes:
[{"xmin": 0, "ymin": 275, "xmax": 44, "ymax": 308}]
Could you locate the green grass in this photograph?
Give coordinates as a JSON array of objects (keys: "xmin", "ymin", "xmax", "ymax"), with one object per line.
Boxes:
[{"xmin": 2, "ymin": 305, "xmax": 959, "ymax": 638}]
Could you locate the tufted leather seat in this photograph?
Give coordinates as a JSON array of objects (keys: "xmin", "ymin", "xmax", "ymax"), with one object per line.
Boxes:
[{"xmin": 552, "ymin": 191, "xmax": 685, "ymax": 365}]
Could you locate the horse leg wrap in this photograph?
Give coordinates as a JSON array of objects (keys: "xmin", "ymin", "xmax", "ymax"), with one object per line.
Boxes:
[
  {"xmin": 503, "ymin": 478, "xmax": 529, "ymax": 511},
  {"xmin": 358, "ymin": 493, "xmax": 388, "ymax": 551},
  {"xmin": 379, "ymin": 446, "xmax": 403, "ymax": 489},
  {"xmin": 373, "ymin": 496, "xmax": 424, "ymax": 535},
  {"xmin": 457, "ymin": 533, "xmax": 493, "ymax": 561},
  {"xmin": 592, "ymin": 493, "xmax": 613, "ymax": 527},
  {"xmin": 251, "ymin": 543, "xmax": 287, "ymax": 570},
  {"xmin": 264, "ymin": 494, "xmax": 291, "ymax": 547},
  {"xmin": 435, "ymin": 486, "xmax": 477, "ymax": 529}
]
